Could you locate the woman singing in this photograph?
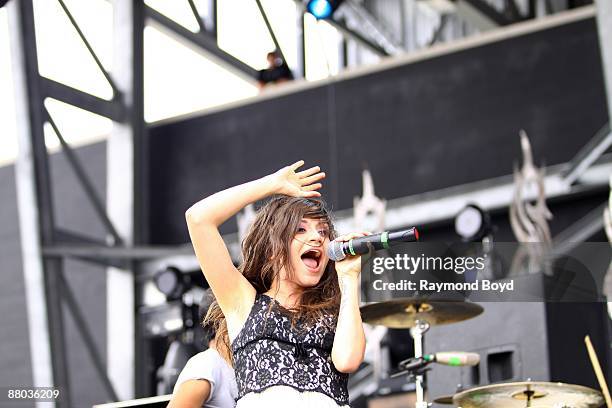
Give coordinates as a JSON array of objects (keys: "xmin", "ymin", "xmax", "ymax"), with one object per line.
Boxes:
[{"xmin": 185, "ymin": 160, "xmax": 366, "ymax": 407}]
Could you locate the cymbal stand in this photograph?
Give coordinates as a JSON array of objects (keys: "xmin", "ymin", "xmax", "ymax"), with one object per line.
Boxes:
[{"xmin": 410, "ymin": 319, "xmax": 430, "ymax": 408}]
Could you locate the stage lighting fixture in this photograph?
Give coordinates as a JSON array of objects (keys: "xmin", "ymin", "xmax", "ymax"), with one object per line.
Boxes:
[
  {"xmin": 454, "ymin": 204, "xmax": 492, "ymax": 242},
  {"xmin": 154, "ymin": 266, "xmax": 187, "ymax": 301},
  {"xmin": 306, "ymin": 0, "xmax": 344, "ymax": 19}
]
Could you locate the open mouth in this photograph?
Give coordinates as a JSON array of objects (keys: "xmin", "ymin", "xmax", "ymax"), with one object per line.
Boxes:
[{"xmin": 301, "ymin": 248, "xmax": 322, "ymax": 271}]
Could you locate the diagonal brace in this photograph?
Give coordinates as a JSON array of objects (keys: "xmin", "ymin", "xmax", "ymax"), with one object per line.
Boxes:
[
  {"xmin": 45, "ymin": 108, "xmax": 124, "ymax": 246},
  {"xmin": 56, "ymin": 0, "xmax": 119, "ymax": 94},
  {"xmin": 58, "ymin": 272, "xmax": 119, "ymax": 402}
]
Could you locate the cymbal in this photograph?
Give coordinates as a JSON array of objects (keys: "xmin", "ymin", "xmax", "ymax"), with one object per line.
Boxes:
[
  {"xmin": 433, "ymin": 395, "xmax": 454, "ymax": 404},
  {"xmin": 453, "ymin": 381, "xmax": 604, "ymax": 408},
  {"xmin": 360, "ymin": 298, "xmax": 483, "ymax": 328}
]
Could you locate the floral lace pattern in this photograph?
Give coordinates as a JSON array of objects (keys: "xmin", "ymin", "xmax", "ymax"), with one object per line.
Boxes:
[{"xmin": 232, "ymin": 294, "xmax": 349, "ymax": 406}]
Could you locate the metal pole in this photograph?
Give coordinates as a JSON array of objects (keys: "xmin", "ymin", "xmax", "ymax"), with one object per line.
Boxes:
[
  {"xmin": 107, "ymin": 0, "xmax": 145, "ymax": 400},
  {"xmin": 56, "ymin": 0, "xmax": 119, "ymax": 93},
  {"xmin": 187, "ymin": 0, "xmax": 207, "ymax": 34},
  {"xmin": 410, "ymin": 320, "xmax": 430, "ymax": 408},
  {"xmin": 596, "ymin": 0, "xmax": 612, "ymax": 123},
  {"xmin": 8, "ymin": 1, "xmax": 71, "ymax": 407},
  {"xmin": 297, "ymin": 8, "xmax": 306, "ymax": 78},
  {"xmin": 254, "ymin": 0, "xmax": 286, "ymax": 62}
]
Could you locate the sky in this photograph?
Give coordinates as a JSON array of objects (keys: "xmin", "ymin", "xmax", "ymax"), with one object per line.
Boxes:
[{"xmin": 0, "ymin": 0, "xmax": 342, "ymax": 166}]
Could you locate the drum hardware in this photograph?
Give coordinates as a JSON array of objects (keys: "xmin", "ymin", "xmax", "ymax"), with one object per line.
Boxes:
[
  {"xmin": 361, "ymin": 298, "xmax": 483, "ymax": 408},
  {"xmin": 451, "ymin": 381, "xmax": 604, "ymax": 408}
]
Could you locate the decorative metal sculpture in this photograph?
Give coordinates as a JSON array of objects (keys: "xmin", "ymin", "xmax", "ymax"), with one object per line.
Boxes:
[
  {"xmin": 354, "ymin": 169, "xmax": 389, "ymax": 303},
  {"xmin": 509, "ymin": 130, "xmax": 553, "ymax": 275},
  {"xmin": 353, "ymin": 169, "xmax": 387, "ymax": 232},
  {"xmin": 353, "ymin": 169, "xmax": 389, "ymax": 384}
]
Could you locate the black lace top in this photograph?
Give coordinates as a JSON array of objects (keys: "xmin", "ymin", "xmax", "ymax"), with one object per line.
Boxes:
[{"xmin": 231, "ymin": 293, "xmax": 349, "ymax": 406}]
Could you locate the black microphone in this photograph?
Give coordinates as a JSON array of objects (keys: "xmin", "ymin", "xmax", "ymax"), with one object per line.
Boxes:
[{"xmin": 327, "ymin": 227, "xmax": 419, "ymax": 261}]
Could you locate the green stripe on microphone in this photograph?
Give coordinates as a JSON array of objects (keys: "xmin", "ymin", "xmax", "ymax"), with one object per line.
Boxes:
[
  {"xmin": 381, "ymin": 232, "xmax": 389, "ymax": 249},
  {"xmin": 448, "ymin": 357, "xmax": 462, "ymax": 366},
  {"xmin": 348, "ymin": 240, "xmax": 356, "ymax": 256}
]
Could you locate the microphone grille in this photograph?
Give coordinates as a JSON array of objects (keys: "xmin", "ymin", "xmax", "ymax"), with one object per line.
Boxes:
[
  {"xmin": 465, "ymin": 353, "xmax": 480, "ymax": 366},
  {"xmin": 327, "ymin": 241, "xmax": 346, "ymax": 262}
]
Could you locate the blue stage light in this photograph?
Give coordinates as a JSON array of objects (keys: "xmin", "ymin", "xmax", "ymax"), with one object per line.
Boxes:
[{"xmin": 307, "ymin": 0, "xmax": 334, "ymax": 19}]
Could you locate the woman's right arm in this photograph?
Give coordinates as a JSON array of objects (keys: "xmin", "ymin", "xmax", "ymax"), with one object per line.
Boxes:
[
  {"xmin": 185, "ymin": 161, "xmax": 325, "ymax": 321},
  {"xmin": 166, "ymin": 380, "xmax": 210, "ymax": 408}
]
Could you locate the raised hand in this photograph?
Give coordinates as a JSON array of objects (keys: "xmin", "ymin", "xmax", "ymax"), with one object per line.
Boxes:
[{"xmin": 271, "ymin": 160, "xmax": 326, "ymax": 198}]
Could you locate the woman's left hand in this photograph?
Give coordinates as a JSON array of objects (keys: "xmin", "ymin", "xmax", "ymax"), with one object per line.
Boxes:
[{"xmin": 332, "ymin": 232, "xmax": 372, "ymax": 279}]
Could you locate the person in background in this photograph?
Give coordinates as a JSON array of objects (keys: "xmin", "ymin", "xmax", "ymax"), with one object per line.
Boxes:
[
  {"xmin": 257, "ymin": 50, "xmax": 294, "ymax": 89},
  {"xmin": 167, "ymin": 290, "xmax": 238, "ymax": 408}
]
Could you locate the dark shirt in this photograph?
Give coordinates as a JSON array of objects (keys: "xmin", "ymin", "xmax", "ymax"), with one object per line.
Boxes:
[{"xmin": 258, "ymin": 64, "xmax": 294, "ymax": 84}]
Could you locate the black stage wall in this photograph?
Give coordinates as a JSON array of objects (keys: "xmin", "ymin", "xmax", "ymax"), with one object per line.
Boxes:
[{"xmin": 148, "ymin": 15, "xmax": 608, "ymax": 245}]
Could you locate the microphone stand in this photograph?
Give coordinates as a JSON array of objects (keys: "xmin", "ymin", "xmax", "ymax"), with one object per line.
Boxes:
[
  {"xmin": 391, "ymin": 356, "xmax": 431, "ymax": 378},
  {"xmin": 411, "ymin": 320, "xmax": 430, "ymax": 408},
  {"xmin": 388, "ymin": 320, "xmax": 431, "ymax": 407}
]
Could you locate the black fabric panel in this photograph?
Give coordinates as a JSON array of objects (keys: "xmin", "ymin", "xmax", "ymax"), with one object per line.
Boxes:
[
  {"xmin": 148, "ymin": 17, "xmax": 607, "ymax": 245},
  {"xmin": 149, "ymin": 87, "xmax": 334, "ymax": 244},
  {"xmin": 334, "ymin": 17, "xmax": 607, "ymax": 209}
]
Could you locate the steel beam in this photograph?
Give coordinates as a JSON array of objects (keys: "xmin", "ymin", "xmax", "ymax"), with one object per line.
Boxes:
[
  {"xmin": 8, "ymin": 1, "xmax": 71, "ymax": 406},
  {"xmin": 344, "ymin": 0, "xmax": 402, "ymax": 54},
  {"xmin": 107, "ymin": 0, "xmax": 146, "ymax": 400},
  {"xmin": 58, "ymin": 272, "xmax": 119, "ymax": 402},
  {"xmin": 429, "ymin": 14, "xmax": 449, "ymax": 45},
  {"xmin": 327, "ymin": 17, "xmax": 389, "ymax": 56},
  {"xmin": 461, "ymin": 0, "xmax": 514, "ymax": 25},
  {"xmin": 54, "ymin": 229, "xmax": 127, "ymax": 269},
  {"xmin": 596, "ymin": 0, "xmax": 612, "ymax": 123},
  {"xmin": 44, "ymin": 244, "xmax": 194, "ymax": 259},
  {"xmin": 455, "ymin": 0, "xmax": 512, "ymax": 31},
  {"xmin": 144, "ymin": 5, "xmax": 259, "ymax": 81},
  {"xmin": 40, "ymin": 77, "xmax": 125, "ymax": 122},
  {"xmin": 45, "ymin": 110, "xmax": 124, "ymax": 245},
  {"xmin": 552, "ymin": 203, "xmax": 607, "ymax": 256},
  {"xmin": 254, "ymin": 0, "xmax": 285, "ymax": 62},
  {"xmin": 297, "ymin": 7, "xmax": 306, "ymax": 78},
  {"xmin": 187, "ymin": 0, "xmax": 207, "ymax": 34},
  {"xmin": 562, "ymin": 124, "xmax": 612, "ymax": 185},
  {"xmin": 56, "ymin": 0, "xmax": 119, "ymax": 93},
  {"xmin": 212, "ymin": 0, "xmax": 218, "ymax": 39}
]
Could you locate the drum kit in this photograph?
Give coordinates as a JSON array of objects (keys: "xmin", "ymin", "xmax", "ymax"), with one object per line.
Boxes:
[{"xmin": 360, "ymin": 298, "xmax": 608, "ymax": 408}]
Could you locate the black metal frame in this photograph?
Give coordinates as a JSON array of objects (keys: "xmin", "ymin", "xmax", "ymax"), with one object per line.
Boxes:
[
  {"xmin": 8, "ymin": 0, "xmax": 293, "ymax": 403},
  {"xmin": 9, "ymin": 0, "xmax": 142, "ymax": 405},
  {"xmin": 144, "ymin": 5, "xmax": 259, "ymax": 80}
]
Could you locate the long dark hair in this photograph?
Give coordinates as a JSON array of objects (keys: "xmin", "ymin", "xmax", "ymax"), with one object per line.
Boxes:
[{"xmin": 205, "ymin": 196, "xmax": 340, "ymax": 364}]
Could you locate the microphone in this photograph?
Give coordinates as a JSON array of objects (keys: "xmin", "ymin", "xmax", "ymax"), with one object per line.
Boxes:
[
  {"xmin": 424, "ymin": 352, "xmax": 480, "ymax": 367},
  {"xmin": 327, "ymin": 227, "xmax": 419, "ymax": 261},
  {"xmin": 394, "ymin": 352, "xmax": 480, "ymax": 377}
]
